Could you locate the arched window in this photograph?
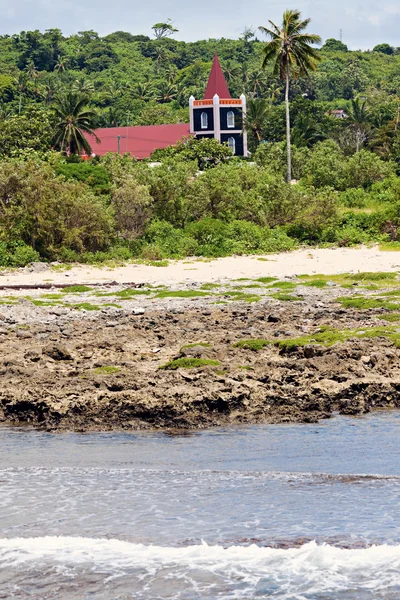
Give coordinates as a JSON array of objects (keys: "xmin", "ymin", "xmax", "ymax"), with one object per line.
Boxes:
[
  {"xmin": 227, "ymin": 136, "xmax": 236, "ymax": 154},
  {"xmin": 201, "ymin": 112, "xmax": 208, "ymax": 129},
  {"xmin": 227, "ymin": 111, "xmax": 235, "ymax": 128}
]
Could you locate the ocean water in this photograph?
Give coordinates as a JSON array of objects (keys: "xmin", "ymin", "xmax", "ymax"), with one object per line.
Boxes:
[{"xmin": 1, "ymin": 412, "xmax": 400, "ymax": 599}]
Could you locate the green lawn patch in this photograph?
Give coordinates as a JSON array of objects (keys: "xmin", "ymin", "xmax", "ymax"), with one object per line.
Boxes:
[
  {"xmin": 234, "ymin": 339, "xmax": 270, "ymax": 351},
  {"xmin": 181, "ymin": 342, "xmax": 212, "ymax": 350},
  {"xmin": 336, "ymin": 296, "xmax": 400, "ymax": 311},
  {"xmin": 222, "ymin": 291, "xmax": 261, "ymax": 303},
  {"xmin": 95, "ymin": 288, "xmax": 151, "ymax": 298},
  {"xmin": 92, "ymin": 366, "xmax": 121, "ymax": 375},
  {"xmin": 268, "ymin": 281, "xmax": 297, "ymax": 290},
  {"xmin": 301, "ymin": 279, "xmax": 328, "ymax": 288},
  {"xmin": 70, "ymin": 302, "xmax": 102, "ymax": 311},
  {"xmin": 271, "ymin": 292, "xmax": 304, "ymax": 302},
  {"xmin": 377, "ymin": 313, "xmax": 400, "ymax": 322},
  {"xmin": 159, "ymin": 358, "xmax": 220, "ymax": 370},
  {"xmin": 345, "ymin": 272, "xmax": 397, "ymax": 282},
  {"xmin": 256, "ymin": 277, "xmax": 277, "ymax": 284},
  {"xmin": 200, "ymin": 283, "xmax": 221, "ymax": 290}
]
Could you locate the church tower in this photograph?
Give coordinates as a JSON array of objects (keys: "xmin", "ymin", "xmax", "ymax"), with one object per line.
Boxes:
[{"xmin": 189, "ymin": 55, "xmax": 248, "ymax": 157}]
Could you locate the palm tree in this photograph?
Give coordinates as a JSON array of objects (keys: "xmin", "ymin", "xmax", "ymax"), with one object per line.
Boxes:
[
  {"xmin": 155, "ymin": 81, "xmax": 178, "ymax": 103},
  {"xmin": 54, "ymin": 57, "xmax": 70, "ymax": 73},
  {"xmin": 71, "ymin": 77, "xmax": 95, "ymax": 95},
  {"xmin": 259, "ymin": 10, "xmax": 321, "ymax": 182},
  {"xmin": 14, "ymin": 72, "xmax": 30, "ymax": 115},
  {"xmin": 291, "ymin": 114, "xmax": 326, "ymax": 147},
  {"xmin": 347, "ymin": 97, "xmax": 370, "ymax": 152},
  {"xmin": 52, "ymin": 92, "xmax": 100, "ymax": 155},
  {"xmin": 132, "ymin": 82, "xmax": 155, "ymax": 102},
  {"xmin": 243, "ymin": 98, "xmax": 270, "ymax": 150}
]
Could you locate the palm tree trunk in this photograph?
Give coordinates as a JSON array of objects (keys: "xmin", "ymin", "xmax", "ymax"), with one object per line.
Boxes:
[
  {"xmin": 285, "ymin": 71, "xmax": 292, "ymax": 183},
  {"xmin": 19, "ymin": 93, "xmax": 22, "ymax": 115}
]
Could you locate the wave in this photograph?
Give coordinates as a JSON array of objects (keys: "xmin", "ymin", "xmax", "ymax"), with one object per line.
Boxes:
[{"xmin": 1, "ymin": 537, "xmax": 400, "ymax": 595}]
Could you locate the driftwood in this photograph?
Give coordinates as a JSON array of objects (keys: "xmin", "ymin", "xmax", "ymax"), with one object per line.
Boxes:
[{"xmin": 0, "ymin": 281, "xmax": 144, "ymax": 291}]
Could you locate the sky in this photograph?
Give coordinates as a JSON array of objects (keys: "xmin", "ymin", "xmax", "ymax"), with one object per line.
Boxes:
[{"xmin": 0, "ymin": 0, "xmax": 399, "ymax": 50}]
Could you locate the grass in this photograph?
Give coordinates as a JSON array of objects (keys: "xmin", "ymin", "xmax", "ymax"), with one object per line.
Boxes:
[
  {"xmin": 95, "ymin": 288, "xmax": 151, "ymax": 298},
  {"xmin": 156, "ymin": 290, "xmax": 209, "ymax": 299},
  {"xmin": 64, "ymin": 285, "xmax": 93, "ymax": 293},
  {"xmin": 268, "ymin": 281, "xmax": 297, "ymax": 290},
  {"xmin": 255, "ymin": 277, "xmax": 277, "ymax": 284},
  {"xmin": 30, "ymin": 299, "xmax": 58, "ymax": 307},
  {"xmin": 336, "ymin": 296, "xmax": 400, "ymax": 311},
  {"xmin": 275, "ymin": 325, "xmax": 400, "ymax": 351},
  {"xmin": 301, "ymin": 279, "xmax": 328, "ymax": 288},
  {"xmin": 70, "ymin": 302, "xmax": 102, "ymax": 311},
  {"xmin": 159, "ymin": 358, "xmax": 220, "ymax": 370},
  {"xmin": 379, "ymin": 242, "xmax": 400, "ymax": 252},
  {"xmin": 39, "ymin": 293, "xmax": 65, "ymax": 300},
  {"xmin": 233, "ymin": 324, "xmax": 400, "ymax": 353},
  {"xmin": 222, "ymin": 291, "xmax": 261, "ymax": 303},
  {"xmin": 234, "ymin": 339, "xmax": 270, "ymax": 351},
  {"xmin": 377, "ymin": 313, "xmax": 400, "ymax": 322},
  {"xmin": 298, "ymin": 272, "xmax": 399, "ymax": 289},
  {"xmin": 257, "ymin": 258, "xmax": 270, "ymax": 262},
  {"xmin": 239, "ymin": 365, "xmax": 254, "ymax": 370},
  {"xmin": 271, "ymin": 292, "xmax": 304, "ymax": 302},
  {"xmin": 181, "ymin": 342, "xmax": 212, "ymax": 350},
  {"xmin": 92, "ymin": 366, "xmax": 121, "ymax": 375},
  {"xmin": 200, "ymin": 283, "xmax": 221, "ymax": 290}
]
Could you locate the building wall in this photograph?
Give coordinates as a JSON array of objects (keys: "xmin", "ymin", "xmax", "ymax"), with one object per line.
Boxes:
[
  {"xmin": 219, "ymin": 107, "xmax": 243, "ymax": 130},
  {"xmin": 220, "ymin": 133, "xmax": 244, "ymax": 156},
  {"xmin": 193, "ymin": 107, "xmax": 214, "ymax": 132}
]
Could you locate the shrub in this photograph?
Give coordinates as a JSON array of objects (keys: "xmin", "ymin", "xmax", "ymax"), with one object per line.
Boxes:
[
  {"xmin": 0, "ymin": 242, "xmax": 39, "ymax": 267},
  {"xmin": 111, "ymin": 176, "xmax": 153, "ymax": 240}
]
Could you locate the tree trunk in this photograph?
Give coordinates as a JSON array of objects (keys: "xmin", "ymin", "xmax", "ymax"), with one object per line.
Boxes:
[
  {"xmin": 285, "ymin": 72, "xmax": 292, "ymax": 183},
  {"xmin": 19, "ymin": 93, "xmax": 22, "ymax": 115}
]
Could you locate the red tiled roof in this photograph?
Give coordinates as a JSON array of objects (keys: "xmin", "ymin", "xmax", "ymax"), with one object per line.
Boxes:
[
  {"xmin": 204, "ymin": 55, "xmax": 231, "ymax": 100},
  {"xmin": 85, "ymin": 123, "xmax": 191, "ymax": 159}
]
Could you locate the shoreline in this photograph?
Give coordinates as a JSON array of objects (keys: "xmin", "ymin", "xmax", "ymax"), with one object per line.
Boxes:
[
  {"xmin": 2, "ymin": 246, "xmax": 400, "ymax": 288},
  {"xmin": 1, "ymin": 253, "xmax": 400, "ymax": 432}
]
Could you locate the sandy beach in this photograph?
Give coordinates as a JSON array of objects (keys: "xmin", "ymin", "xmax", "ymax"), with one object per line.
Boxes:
[{"xmin": 1, "ymin": 246, "xmax": 400, "ymax": 288}]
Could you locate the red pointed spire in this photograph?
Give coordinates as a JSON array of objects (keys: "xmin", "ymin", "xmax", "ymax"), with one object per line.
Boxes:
[{"xmin": 203, "ymin": 55, "xmax": 231, "ymax": 99}]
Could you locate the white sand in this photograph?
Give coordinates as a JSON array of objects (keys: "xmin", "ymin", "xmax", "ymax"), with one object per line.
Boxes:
[{"xmin": 1, "ymin": 246, "xmax": 400, "ymax": 288}]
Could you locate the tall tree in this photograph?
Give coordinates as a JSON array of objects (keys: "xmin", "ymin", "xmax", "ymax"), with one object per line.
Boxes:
[
  {"xmin": 151, "ymin": 20, "xmax": 178, "ymax": 40},
  {"xmin": 259, "ymin": 9, "xmax": 321, "ymax": 181},
  {"xmin": 52, "ymin": 92, "xmax": 99, "ymax": 155},
  {"xmin": 347, "ymin": 97, "xmax": 370, "ymax": 152}
]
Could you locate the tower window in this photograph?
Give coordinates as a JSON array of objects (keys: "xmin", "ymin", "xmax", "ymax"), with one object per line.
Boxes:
[
  {"xmin": 227, "ymin": 111, "xmax": 235, "ymax": 128},
  {"xmin": 227, "ymin": 136, "xmax": 236, "ymax": 154},
  {"xmin": 201, "ymin": 112, "xmax": 208, "ymax": 129}
]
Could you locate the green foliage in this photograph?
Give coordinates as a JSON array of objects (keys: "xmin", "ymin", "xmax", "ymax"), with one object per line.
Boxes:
[
  {"xmin": 151, "ymin": 136, "xmax": 233, "ymax": 169},
  {"xmin": 0, "ymin": 241, "xmax": 39, "ymax": 267},
  {"xmin": 234, "ymin": 339, "xmax": 270, "ymax": 351},
  {"xmin": 56, "ymin": 161, "xmax": 111, "ymax": 195},
  {"xmin": 0, "ymin": 158, "xmax": 113, "ymax": 258},
  {"xmin": 159, "ymin": 358, "xmax": 220, "ymax": 370},
  {"xmin": 0, "ymin": 107, "xmax": 53, "ymax": 157}
]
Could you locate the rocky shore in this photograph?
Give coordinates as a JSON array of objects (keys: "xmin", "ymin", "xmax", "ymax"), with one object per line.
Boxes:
[{"xmin": 1, "ymin": 269, "xmax": 400, "ymax": 431}]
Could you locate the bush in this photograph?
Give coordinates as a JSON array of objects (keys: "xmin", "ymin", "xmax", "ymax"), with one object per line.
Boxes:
[
  {"xmin": 0, "ymin": 242, "xmax": 39, "ymax": 267},
  {"xmin": 111, "ymin": 176, "xmax": 153, "ymax": 240},
  {"xmin": 141, "ymin": 218, "xmax": 296, "ymax": 258}
]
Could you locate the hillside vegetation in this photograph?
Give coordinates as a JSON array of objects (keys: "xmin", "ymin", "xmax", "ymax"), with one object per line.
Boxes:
[{"xmin": 0, "ymin": 25, "xmax": 400, "ymax": 264}]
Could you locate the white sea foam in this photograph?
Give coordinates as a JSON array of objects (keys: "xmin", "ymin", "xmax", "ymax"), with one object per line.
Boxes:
[{"xmin": 1, "ymin": 537, "xmax": 400, "ymax": 598}]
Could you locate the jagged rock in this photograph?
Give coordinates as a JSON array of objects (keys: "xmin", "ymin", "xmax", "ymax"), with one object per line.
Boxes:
[{"xmin": 42, "ymin": 344, "xmax": 73, "ymax": 361}]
